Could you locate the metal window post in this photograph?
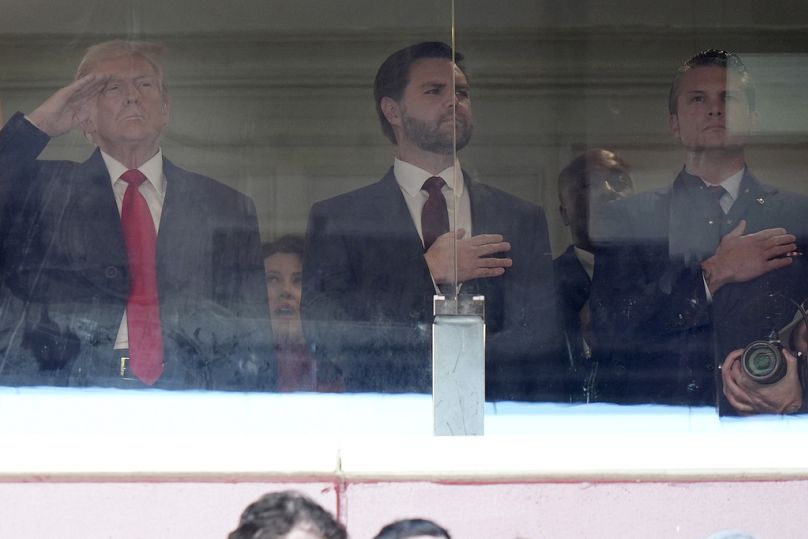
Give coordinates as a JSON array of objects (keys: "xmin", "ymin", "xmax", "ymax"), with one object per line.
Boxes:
[{"xmin": 432, "ymin": 294, "xmax": 485, "ymax": 436}]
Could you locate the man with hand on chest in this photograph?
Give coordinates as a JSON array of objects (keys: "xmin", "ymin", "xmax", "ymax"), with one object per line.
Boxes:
[
  {"xmin": 591, "ymin": 49, "xmax": 808, "ymax": 410},
  {"xmin": 302, "ymin": 41, "xmax": 564, "ymax": 400}
]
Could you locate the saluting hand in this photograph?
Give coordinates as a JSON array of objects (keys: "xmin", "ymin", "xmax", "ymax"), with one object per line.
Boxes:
[{"xmin": 27, "ymin": 74, "xmax": 108, "ymax": 138}]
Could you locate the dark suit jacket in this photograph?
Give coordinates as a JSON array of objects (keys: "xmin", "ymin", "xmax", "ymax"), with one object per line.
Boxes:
[
  {"xmin": 553, "ymin": 245, "xmax": 594, "ymax": 401},
  {"xmin": 590, "ymin": 169, "xmax": 808, "ymax": 406},
  {"xmin": 301, "ymin": 168, "xmax": 565, "ymax": 401},
  {"xmin": 0, "ymin": 112, "xmax": 274, "ymax": 390}
]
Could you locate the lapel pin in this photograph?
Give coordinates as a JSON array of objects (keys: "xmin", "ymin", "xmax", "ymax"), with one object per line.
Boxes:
[{"xmin": 756, "ymin": 197, "xmax": 765, "ymax": 205}]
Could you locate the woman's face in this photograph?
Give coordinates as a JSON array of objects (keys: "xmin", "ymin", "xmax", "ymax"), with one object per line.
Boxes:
[{"xmin": 264, "ymin": 252, "xmax": 303, "ymax": 342}]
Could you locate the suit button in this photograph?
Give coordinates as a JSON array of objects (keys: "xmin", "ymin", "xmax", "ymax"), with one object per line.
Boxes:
[{"xmin": 104, "ymin": 266, "xmax": 119, "ymax": 279}]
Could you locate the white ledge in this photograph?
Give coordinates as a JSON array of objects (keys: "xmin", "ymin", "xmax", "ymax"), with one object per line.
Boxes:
[{"xmin": 2, "ymin": 387, "xmax": 807, "ymax": 480}]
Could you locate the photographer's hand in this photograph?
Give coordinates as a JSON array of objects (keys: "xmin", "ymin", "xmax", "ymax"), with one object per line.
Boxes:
[{"xmin": 722, "ymin": 348, "xmax": 803, "ymax": 414}]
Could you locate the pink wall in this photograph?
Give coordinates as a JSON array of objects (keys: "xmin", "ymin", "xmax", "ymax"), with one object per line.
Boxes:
[
  {"xmin": 0, "ymin": 477, "xmax": 804, "ymax": 538},
  {"xmin": 344, "ymin": 480, "xmax": 802, "ymax": 538},
  {"xmin": 3, "ymin": 391, "xmax": 806, "ymax": 537}
]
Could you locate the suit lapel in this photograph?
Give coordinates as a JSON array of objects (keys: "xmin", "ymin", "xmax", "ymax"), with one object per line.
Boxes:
[
  {"xmin": 713, "ymin": 173, "xmax": 796, "ymax": 352},
  {"xmin": 728, "ymin": 172, "xmax": 781, "ymax": 232},
  {"xmin": 156, "ymin": 159, "xmax": 196, "ymax": 294},
  {"xmin": 557, "ymin": 245, "xmax": 591, "ymax": 312},
  {"xmin": 466, "ymin": 174, "xmax": 488, "ymax": 233},
  {"xmin": 374, "ymin": 168, "xmax": 431, "ymax": 261},
  {"xmin": 368, "ymin": 170, "xmax": 438, "ymax": 318},
  {"xmin": 70, "ymin": 150, "xmax": 128, "ymax": 298},
  {"xmin": 668, "ymin": 171, "xmax": 724, "ymax": 264},
  {"xmin": 375, "ymin": 169, "xmax": 423, "ymax": 235},
  {"xmin": 464, "ymin": 177, "xmax": 504, "ymax": 309}
]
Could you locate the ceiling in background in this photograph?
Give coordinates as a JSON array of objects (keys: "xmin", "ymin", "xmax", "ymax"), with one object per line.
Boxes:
[{"xmin": 3, "ymin": 1, "xmax": 808, "ymax": 36}]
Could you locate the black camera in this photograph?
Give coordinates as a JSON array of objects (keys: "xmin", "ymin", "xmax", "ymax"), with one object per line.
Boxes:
[{"xmin": 741, "ymin": 332, "xmax": 788, "ymax": 385}]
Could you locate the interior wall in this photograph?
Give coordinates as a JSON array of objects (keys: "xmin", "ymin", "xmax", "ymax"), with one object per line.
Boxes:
[
  {"xmin": 2, "ymin": 3, "xmax": 808, "ymax": 256},
  {"xmin": 1, "ymin": 477, "xmax": 805, "ymax": 538}
]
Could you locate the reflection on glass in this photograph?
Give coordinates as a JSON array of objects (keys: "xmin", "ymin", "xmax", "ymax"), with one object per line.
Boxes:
[
  {"xmin": 554, "ymin": 149, "xmax": 634, "ymax": 402},
  {"xmin": 0, "ymin": 3, "xmax": 807, "ymax": 424}
]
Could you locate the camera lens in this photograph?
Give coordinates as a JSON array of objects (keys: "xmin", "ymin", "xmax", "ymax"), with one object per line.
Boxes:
[
  {"xmin": 741, "ymin": 341, "xmax": 787, "ymax": 384},
  {"xmin": 750, "ymin": 348, "xmax": 775, "ymax": 373}
]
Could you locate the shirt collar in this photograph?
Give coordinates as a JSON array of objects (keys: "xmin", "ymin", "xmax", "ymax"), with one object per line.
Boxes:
[
  {"xmin": 102, "ymin": 148, "xmax": 165, "ymax": 194},
  {"xmin": 684, "ymin": 165, "xmax": 744, "ymax": 201},
  {"xmin": 573, "ymin": 246, "xmax": 596, "ymax": 280},
  {"xmin": 718, "ymin": 168, "xmax": 744, "ymax": 201},
  {"xmin": 394, "ymin": 157, "xmax": 465, "ymax": 198}
]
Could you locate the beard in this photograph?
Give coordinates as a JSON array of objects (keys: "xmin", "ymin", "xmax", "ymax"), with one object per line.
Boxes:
[{"xmin": 401, "ymin": 112, "xmax": 473, "ymax": 154}]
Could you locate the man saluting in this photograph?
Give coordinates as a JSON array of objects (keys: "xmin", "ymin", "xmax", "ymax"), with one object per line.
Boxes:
[{"xmin": 0, "ymin": 40, "xmax": 273, "ymax": 390}]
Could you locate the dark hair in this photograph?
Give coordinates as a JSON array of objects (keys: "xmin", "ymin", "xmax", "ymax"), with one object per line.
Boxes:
[
  {"xmin": 374, "ymin": 41, "xmax": 468, "ymax": 144},
  {"xmin": 373, "ymin": 518, "xmax": 451, "ymax": 539},
  {"xmin": 668, "ymin": 49, "xmax": 755, "ymax": 114},
  {"xmin": 557, "ymin": 148, "xmax": 634, "ymax": 197},
  {"xmin": 228, "ymin": 491, "xmax": 346, "ymax": 539},
  {"xmin": 262, "ymin": 234, "xmax": 304, "ymax": 261}
]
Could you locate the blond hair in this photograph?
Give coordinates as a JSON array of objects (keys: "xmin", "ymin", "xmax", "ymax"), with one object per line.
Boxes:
[{"xmin": 76, "ymin": 40, "xmax": 167, "ymax": 97}]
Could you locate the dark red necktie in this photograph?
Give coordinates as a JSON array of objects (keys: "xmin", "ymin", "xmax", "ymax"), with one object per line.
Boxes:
[
  {"xmin": 421, "ymin": 176, "xmax": 449, "ymax": 250},
  {"xmin": 120, "ymin": 169, "xmax": 164, "ymax": 385},
  {"xmin": 707, "ymin": 184, "xmax": 727, "ymax": 214}
]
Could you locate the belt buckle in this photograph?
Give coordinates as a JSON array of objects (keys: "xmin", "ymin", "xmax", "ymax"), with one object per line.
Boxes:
[{"xmin": 119, "ymin": 355, "xmax": 138, "ymax": 381}]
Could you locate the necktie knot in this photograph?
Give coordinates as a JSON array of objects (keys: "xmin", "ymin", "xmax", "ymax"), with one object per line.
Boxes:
[
  {"xmin": 422, "ymin": 176, "xmax": 446, "ymax": 195},
  {"xmin": 121, "ymin": 169, "xmax": 147, "ymax": 187},
  {"xmin": 706, "ymin": 184, "xmax": 726, "ymax": 200}
]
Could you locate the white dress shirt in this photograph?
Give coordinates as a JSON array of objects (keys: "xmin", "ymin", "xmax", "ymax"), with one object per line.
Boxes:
[
  {"xmin": 101, "ymin": 150, "xmax": 167, "ymax": 350},
  {"xmin": 688, "ymin": 166, "xmax": 743, "ymax": 214},
  {"xmin": 393, "ymin": 157, "xmax": 472, "ymax": 244},
  {"xmin": 394, "ymin": 158, "xmax": 473, "ymax": 291},
  {"xmin": 573, "ymin": 246, "xmax": 595, "ymax": 281},
  {"xmin": 692, "ymin": 166, "xmax": 744, "ymax": 301}
]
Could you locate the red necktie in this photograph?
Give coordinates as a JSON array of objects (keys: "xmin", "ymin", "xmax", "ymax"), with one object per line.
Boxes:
[
  {"xmin": 120, "ymin": 169, "xmax": 164, "ymax": 385},
  {"xmin": 421, "ymin": 176, "xmax": 449, "ymax": 250}
]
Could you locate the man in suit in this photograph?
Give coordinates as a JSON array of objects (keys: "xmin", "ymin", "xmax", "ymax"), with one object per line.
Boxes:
[
  {"xmin": 590, "ymin": 49, "xmax": 808, "ymax": 409},
  {"xmin": 302, "ymin": 41, "xmax": 564, "ymax": 401},
  {"xmin": 0, "ymin": 40, "xmax": 273, "ymax": 390},
  {"xmin": 554, "ymin": 149, "xmax": 634, "ymax": 402}
]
